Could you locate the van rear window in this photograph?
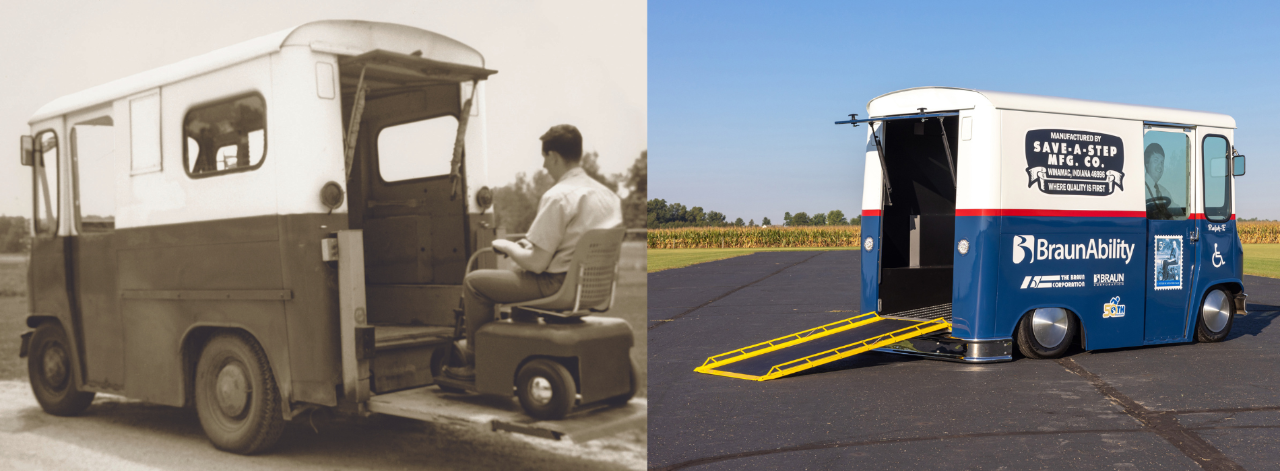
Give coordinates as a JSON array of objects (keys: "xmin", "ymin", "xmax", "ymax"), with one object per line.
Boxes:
[{"xmin": 182, "ymin": 94, "xmax": 266, "ymax": 177}]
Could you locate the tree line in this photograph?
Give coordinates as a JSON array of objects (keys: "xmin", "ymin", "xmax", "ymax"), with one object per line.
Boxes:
[
  {"xmin": 493, "ymin": 151, "xmax": 646, "ymax": 233},
  {"xmin": 647, "ymin": 199, "xmax": 860, "ymax": 229}
]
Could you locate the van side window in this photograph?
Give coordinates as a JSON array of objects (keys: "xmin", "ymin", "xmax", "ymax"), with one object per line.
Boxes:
[
  {"xmin": 72, "ymin": 120, "xmax": 116, "ymax": 232},
  {"xmin": 1141, "ymin": 131, "xmax": 1189, "ymax": 220},
  {"xmin": 377, "ymin": 115, "xmax": 458, "ymax": 182},
  {"xmin": 33, "ymin": 130, "xmax": 59, "ymax": 236},
  {"xmin": 1202, "ymin": 136, "xmax": 1231, "ymax": 222},
  {"xmin": 182, "ymin": 94, "xmax": 266, "ymax": 176}
]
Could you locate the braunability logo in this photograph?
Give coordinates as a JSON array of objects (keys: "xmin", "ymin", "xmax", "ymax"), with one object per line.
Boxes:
[{"xmin": 1012, "ymin": 235, "xmax": 1135, "ymax": 264}]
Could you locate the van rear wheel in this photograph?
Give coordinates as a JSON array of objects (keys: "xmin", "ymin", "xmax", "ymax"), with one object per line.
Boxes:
[
  {"xmin": 1195, "ymin": 289, "xmax": 1234, "ymax": 343},
  {"xmin": 194, "ymin": 332, "xmax": 284, "ymax": 455},
  {"xmin": 1016, "ymin": 308, "xmax": 1076, "ymax": 359},
  {"xmin": 28, "ymin": 322, "xmax": 96, "ymax": 416}
]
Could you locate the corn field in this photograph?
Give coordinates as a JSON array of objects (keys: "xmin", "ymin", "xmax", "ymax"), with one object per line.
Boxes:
[
  {"xmin": 1238, "ymin": 221, "xmax": 1280, "ymax": 244},
  {"xmin": 647, "ymin": 226, "xmax": 862, "ymax": 249},
  {"xmin": 648, "ymin": 221, "xmax": 1280, "ymax": 249}
]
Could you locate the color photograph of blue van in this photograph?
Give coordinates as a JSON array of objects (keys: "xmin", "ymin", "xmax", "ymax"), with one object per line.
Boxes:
[{"xmin": 847, "ymin": 87, "xmax": 1249, "ymax": 362}]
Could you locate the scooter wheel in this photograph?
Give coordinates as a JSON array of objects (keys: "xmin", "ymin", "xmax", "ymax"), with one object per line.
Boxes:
[
  {"xmin": 1195, "ymin": 289, "xmax": 1234, "ymax": 343},
  {"xmin": 516, "ymin": 359, "xmax": 575, "ymax": 420}
]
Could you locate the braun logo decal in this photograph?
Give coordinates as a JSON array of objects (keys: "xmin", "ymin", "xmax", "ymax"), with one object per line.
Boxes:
[
  {"xmin": 1021, "ymin": 274, "xmax": 1085, "ymax": 289},
  {"xmin": 1025, "ymin": 129, "xmax": 1125, "ymax": 196},
  {"xmin": 1012, "ymin": 235, "xmax": 1135, "ymax": 264},
  {"xmin": 1093, "ymin": 273, "xmax": 1125, "ymax": 287},
  {"xmin": 1208, "ymin": 224, "xmax": 1227, "ymax": 232},
  {"xmin": 1103, "ymin": 296, "xmax": 1126, "ymax": 319}
]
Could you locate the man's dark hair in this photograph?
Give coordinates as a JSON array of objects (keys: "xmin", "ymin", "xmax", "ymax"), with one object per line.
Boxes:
[
  {"xmin": 540, "ymin": 124, "xmax": 583, "ymax": 163},
  {"xmin": 1144, "ymin": 143, "xmax": 1165, "ymax": 162}
]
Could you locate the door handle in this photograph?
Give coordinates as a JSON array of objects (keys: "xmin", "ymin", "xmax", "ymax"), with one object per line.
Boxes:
[{"xmin": 1189, "ymin": 230, "xmax": 1199, "ymax": 243}]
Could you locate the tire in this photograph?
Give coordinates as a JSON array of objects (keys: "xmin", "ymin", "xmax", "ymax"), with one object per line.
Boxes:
[
  {"xmin": 602, "ymin": 356, "xmax": 639, "ymax": 407},
  {"xmin": 27, "ymin": 322, "xmax": 96, "ymax": 416},
  {"xmin": 1016, "ymin": 308, "xmax": 1077, "ymax": 359},
  {"xmin": 1195, "ymin": 289, "xmax": 1234, "ymax": 343},
  {"xmin": 516, "ymin": 359, "xmax": 576, "ymax": 420},
  {"xmin": 194, "ymin": 332, "xmax": 285, "ymax": 455}
]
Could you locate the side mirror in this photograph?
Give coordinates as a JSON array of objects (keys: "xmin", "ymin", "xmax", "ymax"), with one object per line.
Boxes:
[
  {"xmin": 1233, "ymin": 155, "xmax": 1246, "ymax": 176},
  {"xmin": 20, "ymin": 135, "xmax": 33, "ymax": 166}
]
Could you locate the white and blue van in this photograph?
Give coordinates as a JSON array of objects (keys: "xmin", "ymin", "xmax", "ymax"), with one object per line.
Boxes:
[{"xmin": 847, "ymin": 87, "xmax": 1248, "ymax": 361}]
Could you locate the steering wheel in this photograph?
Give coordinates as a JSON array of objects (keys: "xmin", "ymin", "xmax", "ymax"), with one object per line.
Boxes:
[{"xmin": 1146, "ymin": 196, "xmax": 1172, "ymax": 213}]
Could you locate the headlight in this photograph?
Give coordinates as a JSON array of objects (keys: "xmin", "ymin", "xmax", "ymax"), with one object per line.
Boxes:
[{"xmin": 957, "ymin": 239, "xmax": 970, "ymax": 255}]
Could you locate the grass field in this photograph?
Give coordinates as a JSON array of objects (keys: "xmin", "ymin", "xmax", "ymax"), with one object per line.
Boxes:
[
  {"xmin": 647, "ymin": 247, "xmax": 858, "ymax": 272},
  {"xmin": 0, "ymin": 256, "xmax": 27, "ymax": 381},
  {"xmin": 1243, "ymin": 244, "xmax": 1280, "ymax": 279}
]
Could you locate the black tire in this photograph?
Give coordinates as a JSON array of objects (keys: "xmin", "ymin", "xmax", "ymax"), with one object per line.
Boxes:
[
  {"xmin": 194, "ymin": 332, "xmax": 285, "ymax": 455},
  {"xmin": 1195, "ymin": 289, "xmax": 1234, "ymax": 343},
  {"xmin": 27, "ymin": 322, "xmax": 95, "ymax": 416},
  {"xmin": 1016, "ymin": 308, "xmax": 1077, "ymax": 359},
  {"xmin": 602, "ymin": 356, "xmax": 639, "ymax": 407},
  {"xmin": 516, "ymin": 359, "xmax": 575, "ymax": 420}
]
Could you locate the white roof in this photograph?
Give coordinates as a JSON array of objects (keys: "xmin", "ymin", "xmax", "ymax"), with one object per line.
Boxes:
[
  {"xmin": 29, "ymin": 20, "xmax": 485, "ymax": 124},
  {"xmin": 867, "ymin": 87, "xmax": 1236, "ymax": 129}
]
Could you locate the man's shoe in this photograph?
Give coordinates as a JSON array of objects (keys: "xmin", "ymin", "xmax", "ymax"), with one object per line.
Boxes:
[{"xmin": 444, "ymin": 364, "xmax": 475, "ymax": 382}]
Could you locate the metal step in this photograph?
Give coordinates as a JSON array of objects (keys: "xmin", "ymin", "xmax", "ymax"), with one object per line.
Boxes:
[{"xmin": 883, "ymin": 303, "xmax": 952, "ymax": 322}]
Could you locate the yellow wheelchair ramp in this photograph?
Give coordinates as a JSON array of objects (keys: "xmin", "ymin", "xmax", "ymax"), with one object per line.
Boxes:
[{"xmin": 694, "ymin": 313, "xmax": 951, "ymax": 381}]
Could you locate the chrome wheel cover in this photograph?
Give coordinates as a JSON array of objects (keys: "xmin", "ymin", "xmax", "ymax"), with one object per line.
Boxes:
[
  {"xmin": 1031, "ymin": 307, "xmax": 1070, "ymax": 348},
  {"xmin": 1201, "ymin": 290, "xmax": 1231, "ymax": 333},
  {"xmin": 529, "ymin": 377, "xmax": 553, "ymax": 405}
]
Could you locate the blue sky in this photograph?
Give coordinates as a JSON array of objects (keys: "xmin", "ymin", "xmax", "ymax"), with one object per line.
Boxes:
[{"xmin": 650, "ymin": 0, "xmax": 1280, "ymax": 223}]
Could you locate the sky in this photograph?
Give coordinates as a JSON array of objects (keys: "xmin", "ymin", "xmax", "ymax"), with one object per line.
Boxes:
[
  {"xmin": 650, "ymin": 0, "xmax": 1280, "ymax": 223},
  {"xmin": 0, "ymin": 0, "xmax": 645, "ymax": 217}
]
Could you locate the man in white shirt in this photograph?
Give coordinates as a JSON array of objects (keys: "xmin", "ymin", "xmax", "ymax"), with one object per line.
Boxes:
[
  {"xmin": 446, "ymin": 125, "xmax": 623, "ymax": 381},
  {"xmin": 1144, "ymin": 143, "xmax": 1173, "ymax": 220}
]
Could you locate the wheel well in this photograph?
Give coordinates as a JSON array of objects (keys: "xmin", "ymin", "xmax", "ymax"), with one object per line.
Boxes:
[
  {"xmin": 514, "ymin": 355, "xmax": 580, "ymax": 394},
  {"xmin": 26, "ymin": 315, "xmax": 60, "ymax": 329},
  {"xmin": 180, "ymin": 327, "xmax": 271, "ymax": 408}
]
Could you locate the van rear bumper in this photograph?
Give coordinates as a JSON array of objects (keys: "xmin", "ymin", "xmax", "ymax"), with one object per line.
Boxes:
[{"xmin": 876, "ymin": 334, "xmax": 1013, "ymax": 363}]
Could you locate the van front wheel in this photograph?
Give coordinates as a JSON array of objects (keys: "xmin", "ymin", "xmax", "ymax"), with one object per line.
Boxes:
[
  {"xmin": 194, "ymin": 332, "xmax": 285, "ymax": 454},
  {"xmin": 1016, "ymin": 308, "xmax": 1076, "ymax": 359},
  {"xmin": 28, "ymin": 322, "xmax": 96, "ymax": 416},
  {"xmin": 1195, "ymin": 289, "xmax": 1234, "ymax": 343}
]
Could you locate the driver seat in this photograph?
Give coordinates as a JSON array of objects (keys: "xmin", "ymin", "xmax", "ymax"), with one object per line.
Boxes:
[{"xmin": 505, "ymin": 226, "xmax": 626, "ymax": 321}]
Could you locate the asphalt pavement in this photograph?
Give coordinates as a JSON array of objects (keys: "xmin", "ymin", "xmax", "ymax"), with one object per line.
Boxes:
[{"xmin": 648, "ymin": 250, "xmax": 1280, "ymax": 470}]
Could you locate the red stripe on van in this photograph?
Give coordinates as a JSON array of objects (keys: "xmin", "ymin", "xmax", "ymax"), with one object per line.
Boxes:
[
  {"xmin": 862, "ymin": 210, "xmax": 882, "ymax": 216},
  {"xmin": 954, "ymin": 209, "xmax": 1146, "ymax": 218},
  {"xmin": 1188, "ymin": 213, "xmax": 1237, "ymax": 220}
]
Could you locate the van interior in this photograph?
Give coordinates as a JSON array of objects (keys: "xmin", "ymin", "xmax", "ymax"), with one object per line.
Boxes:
[
  {"xmin": 877, "ymin": 117, "xmax": 958, "ymax": 320},
  {"xmin": 339, "ymin": 50, "xmax": 493, "ymax": 393}
]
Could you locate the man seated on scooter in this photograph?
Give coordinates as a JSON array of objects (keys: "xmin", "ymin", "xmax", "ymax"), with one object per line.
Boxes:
[{"xmin": 445, "ymin": 124, "xmax": 623, "ymax": 382}]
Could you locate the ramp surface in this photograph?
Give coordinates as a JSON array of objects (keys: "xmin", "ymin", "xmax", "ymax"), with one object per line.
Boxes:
[
  {"xmin": 695, "ymin": 313, "xmax": 951, "ymax": 381},
  {"xmin": 366, "ymin": 386, "xmax": 646, "ymax": 443}
]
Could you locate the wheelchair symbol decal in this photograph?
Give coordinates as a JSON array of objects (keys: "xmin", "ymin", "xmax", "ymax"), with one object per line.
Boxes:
[{"xmin": 1212, "ymin": 243, "xmax": 1226, "ymax": 268}]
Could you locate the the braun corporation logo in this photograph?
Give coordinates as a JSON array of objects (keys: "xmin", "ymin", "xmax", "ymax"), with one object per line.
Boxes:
[
  {"xmin": 1093, "ymin": 273, "xmax": 1125, "ymax": 287},
  {"xmin": 1021, "ymin": 274, "xmax": 1085, "ymax": 289},
  {"xmin": 1012, "ymin": 235, "xmax": 1135, "ymax": 264}
]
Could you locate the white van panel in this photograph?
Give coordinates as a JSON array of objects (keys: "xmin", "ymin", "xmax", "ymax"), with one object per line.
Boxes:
[
  {"xmin": 997, "ymin": 110, "xmax": 1144, "ymax": 213},
  {"xmin": 270, "ymin": 47, "xmax": 348, "ymax": 216},
  {"xmin": 116, "ymin": 56, "xmax": 276, "ymax": 229}
]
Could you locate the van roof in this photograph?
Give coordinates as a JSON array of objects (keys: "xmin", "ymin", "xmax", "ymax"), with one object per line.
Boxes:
[
  {"xmin": 867, "ymin": 87, "xmax": 1236, "ymax": 129},
  {"xmin": 29, "ymin": 20, "xmax": 486, "ymax": 124}
]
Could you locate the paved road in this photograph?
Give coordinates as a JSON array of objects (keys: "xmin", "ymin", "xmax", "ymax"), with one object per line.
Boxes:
[
  {"xmin": 0, "ymin": 380, "xmax": 644, "ymax": 470},
  {"xmin": 649, "ymin": 251, "xmax": 1280, "ymax": 470}
]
